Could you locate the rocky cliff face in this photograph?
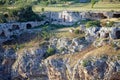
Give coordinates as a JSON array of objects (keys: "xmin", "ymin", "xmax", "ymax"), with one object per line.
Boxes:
[
  {"xmin": 1, "ymin": 26, "xmax": 120, "ymax": 80},
  {"xmin": 10, "ymin": 47, "xmax": 120, "ymax": 80},
  {"xmin": 0, "ymin": 31, "xmax": 120, "ymax": 80},
  {"xmin": 0, "ymin": 47, "xmax": 16, "ymax": 80},
  {"xmin": 0, "ymin": 44, "xmax": 120, "ymax": 80}
]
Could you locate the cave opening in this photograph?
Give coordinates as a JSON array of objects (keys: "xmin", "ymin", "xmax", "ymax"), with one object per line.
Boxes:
[
  {"xmin": 97, "ymin": 33, "xmax": 100, "ymax": 37},
  {"xmin": 26, "ymin": 24, "xmax": 32, "ymax": 29},
  {"xmin": 104, "ymin": 33, "xmax": 109, "ymax": 38},
  {"xmin": 116, "ymin": 30, "xmax": 120, "ymax": 39},
  {"xmin": 113, "ymin": 14, "xmax": 120, "ymax": 18}
]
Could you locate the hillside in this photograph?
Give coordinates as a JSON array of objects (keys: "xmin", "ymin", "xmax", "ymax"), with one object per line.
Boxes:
[{"xmin": 0, "ymin": 0, "xmax": 120, "ymax": 80}]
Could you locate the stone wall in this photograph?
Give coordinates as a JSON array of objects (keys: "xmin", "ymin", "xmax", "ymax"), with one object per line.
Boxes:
[
  {"xmin": 44, "ymin": 11, "xmax": 120, "ymax": 25},
  {"xmin": 0, "ymin": 21, "xmax": 44, "ymax": 44}
]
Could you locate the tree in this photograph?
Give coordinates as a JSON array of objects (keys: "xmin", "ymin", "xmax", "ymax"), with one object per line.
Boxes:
[{"xmin": 91, "ymin": 0, "xmax": 99, "ymax": 8}]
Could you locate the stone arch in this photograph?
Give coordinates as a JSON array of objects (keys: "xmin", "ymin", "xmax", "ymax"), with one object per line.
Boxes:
[
  {"xmin": 12, "ymin": 24, "xmax": 20, "ymax": 30},
  {"xmin": 26, "ymin": 23, "xmax": 32, "ymax": 29},
  {"xmin": 44, "ymin": 21, "xmax": 49, "ymax": 25},
  {"xmin": 4, "ymin": 13, "xmax": 9, "ymax": 18},
  {"xmin": 0, "ymin": 31, "xmax": 6, "ymax": 38},
  {"xmin": 113, "ymin": 14, "xmax": 120, "ymax": 18},
  {"xmin": 116, "ymin": 30, "xmax": 120, "ymax": 39}
]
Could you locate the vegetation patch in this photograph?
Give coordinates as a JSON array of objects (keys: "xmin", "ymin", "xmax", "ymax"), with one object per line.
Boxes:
[
  {"xmin": 101, "ymin": 21, "xmax": 115, "ymax": 27},
  {"xmin": 86, "ymin": 20, "xmax": 100, "ymax": 28},
  {"xmin": 82, "ymin": 60, "xmax": 91, "ymax": 67},
  {"xmin": 45, "ymin": 47, "xmax": 56, "ymax": 58}
]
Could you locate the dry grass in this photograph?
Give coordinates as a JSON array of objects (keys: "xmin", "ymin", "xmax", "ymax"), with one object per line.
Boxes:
[
  {"xmin": 48, "ymin": 44, "xmax": 120, "ymax": 67},
  {"xmin": 51, "ymin": 27, "xmax": 85, "ymax": 38},
  {"xmin": 101, "ymin": 18, "xmax": 120, "ymax": 23},
  {"xmin": 33, "ymin": 2, "xmax": 120, "ymax": 12},
  {"xmin": 55, "ymin": 31, "xmax": 84, "ymax": 38}
]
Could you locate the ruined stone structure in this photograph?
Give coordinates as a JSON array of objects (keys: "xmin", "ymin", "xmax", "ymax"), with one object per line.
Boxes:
[
  {"xmin": 97, "ymin": 27, "xmax": 120, "ymax": 39},
  {"xmin": 0, "ymin": 11, "xmax": 120, "ymax": 44},
  {"xmin": 0, "ymin": 21, "xmax": 44, "ymax": 44},
  {"xmin": 44, "ymin": 11, "xmax": 120, "ymax": 25},
  {"xmin": 85, "ymin": 23, "xmax": 120, "ymax": 43},
  {"xmin": 44, "ymin": 11, "xmax": 81, "ymax": 26}
]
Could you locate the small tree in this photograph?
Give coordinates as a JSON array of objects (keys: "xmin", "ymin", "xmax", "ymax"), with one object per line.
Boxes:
[
  {"xmin": 74, "ymin": 29, "xmax": 80, "ymax": 34},
  {"xmin": 86, "ymin": 20, "xmax": 100, "ymax": 28},
  {"xmin": 46, "ymin": 47, "xmax": 56, "ymax": 58},
  {"xmin": 41, "ymin": 8, "xmax": 45, "ymax": 12},
  {"xmin": 91, "ymin": 0, "xmax": 99, "ymax": 8}
]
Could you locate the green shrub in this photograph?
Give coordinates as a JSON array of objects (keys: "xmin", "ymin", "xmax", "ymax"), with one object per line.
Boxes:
[
  {"xmin": 82, "ymin": 60, "xmax": 90, "ymax": 67},
  {"xmin": 101, "ymin": 21, "xmax": 115, "ymax": 27},
  {"xmin": 41, "ymin": 8, "xmax": 45, "ymax": 12},
  {"xmin": 7, "ymin": 5, "xmax": 42, "ymax": 22},
  {"xmin": 106, "ymin": 21, "xmax": 115, "ymax": 27},
  {"xmin": 0, "ymin": 13, "xmax": 7, "ymax": 23},
  {"xmin": 74, "ymin": 29, "xmax": 80, "ymax": 34},
  {"xmin": 46, "ymin": 47, "xmax": 56, "ymax": 57},
  {"xmin": 86, "ymin": 20, "xmax": 100, "ymax": 28}
]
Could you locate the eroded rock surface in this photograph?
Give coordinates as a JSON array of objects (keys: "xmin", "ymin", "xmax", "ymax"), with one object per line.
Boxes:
[{"xmin": 11, "ymin": 51, "xmax": 120, "ymax": 80}]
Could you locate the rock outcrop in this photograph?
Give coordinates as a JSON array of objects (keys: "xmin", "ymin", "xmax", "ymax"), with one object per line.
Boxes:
[
  {"xmin": 49, "ymin": 37, "xmax": 89, "ymax": 54},
  {"xmin": 0, "ymin": 38, "xmax": 120, "ymax": 80},
  {"xmin": 11, "ymin": 49, "xmax": 120, "ymax": 80}
]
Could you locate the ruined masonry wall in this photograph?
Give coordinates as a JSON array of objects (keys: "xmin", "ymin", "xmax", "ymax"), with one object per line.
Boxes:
[{"xmin": 0, "ymin": 21, "xmax": 44, "ymax": 43}]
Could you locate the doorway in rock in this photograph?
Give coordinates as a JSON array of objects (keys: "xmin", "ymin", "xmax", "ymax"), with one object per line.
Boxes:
[
  {"xmin": 104, "ymin": 33, "xmax": 109, "ymax": 38},
  {"xmin": 113, "ymin": 14, "xmax": 120, "ymax": 18},
  {"xmin": 0, "ymin": 31, "xmax": 6, "ymax": 38},
  {"xmin": 26, "ymin": 24, "xmax": 32, "ymax": 29},
  {"xmin": 116, "ymin": 31, "xmax": 120, "ymax": 39}
]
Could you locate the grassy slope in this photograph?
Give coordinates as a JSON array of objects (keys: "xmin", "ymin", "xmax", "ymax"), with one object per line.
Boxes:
[
  {"xmin": 1, "ymin": 1, "xmax": 120, "ymax": 13},
  {"xmin": 33, "ymin": 2, "xmax": 120, "ymax": 12}
]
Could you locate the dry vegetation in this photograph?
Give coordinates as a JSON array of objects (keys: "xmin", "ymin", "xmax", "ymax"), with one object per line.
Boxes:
[{"xmin": 48, "ymin": 42, "xmax": 120, "ymax": 67}]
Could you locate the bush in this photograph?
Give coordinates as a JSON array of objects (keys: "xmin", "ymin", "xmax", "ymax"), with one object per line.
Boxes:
[
  {"xmin": 101, "ymin": 21, "xmax": 115, "ymax": 27},
  {"xmin": 82, "ymin": 60, "xmax": 90, "ymax": 67},
  {"xmin": 45, "ymin": 47, "xmax": 56, "ymax": 57},
  {"xmin": 0, "ymin": 13, "xmax": 7, "ymax": 23},
  {"xmin": 7, "ymin": 5, "xmax": 42, "ymax": 22},
  {"xmin": 86, "ymin": 20, "xmax": 100, "ymax": 28},
  {"xmin": 41, "ymin": 8, "xmax": 45, "ymax": 12},
  {"xmin": 106, "ymin": 21, "xmax": 115, "ymax": 27},
  {"xmin": 74, "ymin": 29, "xmax": 80, "ymax": 34}
]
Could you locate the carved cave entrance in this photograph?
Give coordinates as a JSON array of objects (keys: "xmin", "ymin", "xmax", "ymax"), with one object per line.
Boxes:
[
  {"xmin": 104, "ymin": 33, "xmax": 109, "ymax": 38},
  {"xmin": 26, "ymin": 24, "xmax": 32, "ymax": 29},
  {"xmin": 116, "ymin": 30, "xmax": 120, "ymax": 39},
  {"xmin": 113, "ymin": 14, "xmax": 120, "ymax": 18}
]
